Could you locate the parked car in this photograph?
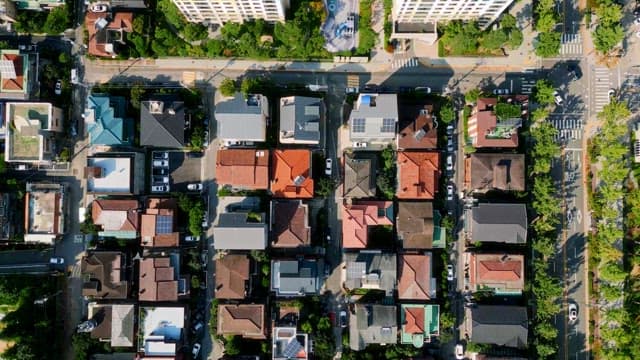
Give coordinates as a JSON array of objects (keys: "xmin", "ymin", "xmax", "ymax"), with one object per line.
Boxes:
[
  {"xmin": 187, "ymin": 183, "xmax": 203, "ymax": 192},
  {"xmin": 446, "ymin": 155, "xmax": 453, "ymax": 171},
  {"xmin": 455, "ymin": 344, "xmax": 465, "ymax": 359},
  {"xmin": 184, "ymin": 235, "xmax": 199, "ymax": 242},
  {"xmin": 191, "ymin": 343, "xmax": 201, "ymax": 358},
  {"xmin": 90, "ymin": 3, "xmax": 108, "ymax": 12},
  {"xmin": 203, "ymin": 130, "xmax": 209, "ymax": 147},
  {"xmin": 493, "ymin": 88, "xmax": 509, "ymax": 95},
  {"xmin": 202, "ymin": 213, "xmax": 209, "ymax": 229},
  {"xmin": 151, "ymin": 185, "xmax": 169, "ymax": 193},
  {"xmin": 446, "ymin": 124, "xmax": 454, "ymax": 135},
  {"xmin": 415, "ymin": 86, "xmax": 431, "ymax": 93},
  {"xmin": 49, "ymin": 257, "xmax": 64, "ymax": 265},
  {"xmin": 553, "ymin": 91, "xmax": 564, "ymax": 105},
  {"xmin": 568, "ymin": 303, "xmax": 578, "ymax": 322},
  {"xmin": 447, "ymin": 264, "xmax": 454, "ymax": 281},
  {"xmin": 153, "ymin": 152, "xmax": 169, "ymax": 160},
  {"xmin": 447, "ymin": 138, "xmax": 454, "ymax": 152},
  {"xmin": 153, "ymin": 159, "xmax": 169, "ymax": 168},
  {"xmin": 447, "ymin": 184, "xmax": 454, "ymax": 201},
  {"xmin": 339, "ymin": 310, "xmax": 348, "ymax": 328},
  {"xmin": 353, "ymin": 142, "xmax": 367, "ymax": 148},
  {"xmin": 153, "ymin": 176, "xmax": 169, "ymax": 184},
  {"xmin": 153, "ymin": 168, "xmax": 168, "ymax": 176},
  {"xmin": 324, "ymin": 265, "xmax": 330, "ymax": 278},
  {"xmin": 54, "ymin": 80, "xmax": 62, "ymax": 95},
  {"xmin": 186, "ymin": 151, "xmax": 203, "ymax": 158},
  {"xmin": 192, "ymin": 322, "xmax": 204, "ymax": 333},
  {"xmin": 325, "ymin": 158, "xmax": 333, "ymax": 176},
  {"xmin": 607, "ymin": 88, "xmax": 616, "ymax": 98}
]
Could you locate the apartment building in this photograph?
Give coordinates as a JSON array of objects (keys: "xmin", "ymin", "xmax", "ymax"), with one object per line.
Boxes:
[{"xmin": 172, "ymin": 0, "xmax": 288, "ymax": 24}]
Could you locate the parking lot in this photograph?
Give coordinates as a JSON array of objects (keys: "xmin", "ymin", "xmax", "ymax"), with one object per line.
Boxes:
[
  {"xmin": 322, "ymin": 0, "xmax": 359, "ymax": 52},
  {"xmin": 150, "ymin": 151, "xmax": 203, "ymax": 193}
]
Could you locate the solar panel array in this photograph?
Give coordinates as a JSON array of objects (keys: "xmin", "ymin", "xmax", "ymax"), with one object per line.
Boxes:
[
  {"xmin": 282, "ymin": 339, "xmax": 303, "ymax": 358},
  {"xmin": 155, "ymin": 215, "xmax": 172, "ymax": 234},
  {"xmin": 0, "ymin": 60, "xmax": 16, "ymax": 80}
]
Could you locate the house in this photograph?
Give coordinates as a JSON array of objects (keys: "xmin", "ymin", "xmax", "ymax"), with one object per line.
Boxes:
[
  {"xmin": 215, "ymin": 254, "xmax": 252, "ymax": 299},
  {"xmin": 91, "ymin": 198, "xmax": 140, "ymax": 239},
  {"xmin": 0, "ymin": 0, "xmax": 16, "ymax": 25},
  {"xmin": 270, "ymin": 200, "xmax": 311, "ymax": 248},
  {"xmin": 110, "ymin": 0, "xmax": 148, "ymax": 9},
  {"xmin": 342, "ymin": 201, "xmax": 393, "ymax": 249},
  {"xmin": 86, "ymin": 303, "xmax": 135, "ymax": 347},
  {"xmin": 467, "ymin": 253, "xmax": 524, "ymax": 294},
  {"xmin": 343, "ymin": 152, "xmax": 377, "ymax": 198},
  {"xmin": 0, "ymin": 193, "xmax": 14, "ymax": 241},
  {"xmin": 396, "ymin": 202, "xmax": 446, "ymax": 249},
  {"xmin": 140, "ymin": 198, "xmax": 180, "ymax": 248},
  {"xmin": 0, "ymin": 49, "xmax": 30, "ymax": 99},
  {"xmin": 344, "ymin": 251, "xmax": 397, "ymax": 296},
  {"xmin": 400, "ymin": 304, "xmax": 440, "ymax": 347},
  {"xmin": 138, "ymin": 306, "xmax": 185, "ymax": 357},
  {"xmin": 272, "ymin": 327, "xmax": 309, "ymax": 360},
  {"xmin": 140, "ymin": 97, "xmax": 186, "ymax": 148},
  {"xmin": 350, "ymin": 304, "xmax": 397, "ymax": 350},
  {"xmin": 468, "ymin": 97, "xmax": 526, "ymax": 148},
  {"xmin": 397, "ymin": 254, "xmax": 436, "ymax": 300},
  {"xmin": 465, "ymin": 153, "xmax": 525, "ymax": 192},
  {"xmin": 84, "ymin": 94, "xmax": 133, "ymax": 146},
  {"xmin": 213, "ymin": 212, "xmax": 268, "ymax": 250},
  {"xmin": 349, "ymin": 94, "xmax": 398, "ymax": 147},
  {"xmin": 279, "ymin": 96, "xmax": 323, "ymax": 145},
  {"xmin": 216, "ymin": 149, "xmax": 269, "ymax": 190},
  {"xmin": 215, "ymin": 92, "xmax": 268, "ymax": 143},
  {"xmin": 81, "ymin": 251, "xmax": 129, "ymax": 299},
  {"xmin": 397, "ymin": 104, "xmax": 438, "ymax": 150},
  {"xmin": 464, "ymin": 305, "xmax": 528, "ymax": 348},
  {"xmin": 397, "ymin": 151, "xmax": 440, "ymax": 199},
  {"xmin": 271, "ymin": 259, "xmax": 321, "ymax": 297},
  {"xmin": 138, "ymin": 255, "xmax": 185, "ymax": 302},
  {"xmin": 271, "ymin": 149, "xmax": 314, "ymax": 199},
  {"xmin": 4, "ymin": 102, "xmax": 63, "ymax": 165},
  {"xmin": 85, "ymin": 153, "xmax": 144, "ymax": 195},
  {"xmin": 217, "ymin": 304, "xmax": 266, "ymax": 339},
  {"xmin": 469, "ymin": 203, "xmax": 527, "ymax": 244},
  {"xmin": 24, "ymin": 182, "xmax": 64, "ymax": 245},
  {"xmin": 85, "ymin": 11, "xmax": 133, "ymax": 58}
]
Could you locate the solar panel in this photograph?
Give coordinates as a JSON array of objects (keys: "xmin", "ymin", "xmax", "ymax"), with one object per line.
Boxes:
[
  {"xmin": 0, "ymin": 60, "xmax": 16, "ymax": 80},
  {"xmin": 156, "ymin": 215, "xmax": 172, "ymax": 234},
  {"xmin": 282, "ymin": 339, "xmax": 303, "ymax": 358}
]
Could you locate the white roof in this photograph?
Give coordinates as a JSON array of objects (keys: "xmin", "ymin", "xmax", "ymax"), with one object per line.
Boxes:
[
  {"xmin": 141, "ymin": 306, "xmax": 184, "ymax": 356},
  {"xmin": 88, "ymin": 157, "xmax": 132, "ymax": 193}
]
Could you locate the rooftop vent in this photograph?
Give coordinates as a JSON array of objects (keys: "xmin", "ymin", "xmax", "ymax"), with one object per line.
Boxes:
[
  {"xmin": 149, "ymin": 101, "xmax": 164, "ymax": 114},
  {"xmin": 293, "ymin": 175, "xmax": 306, "ymax": 186}
]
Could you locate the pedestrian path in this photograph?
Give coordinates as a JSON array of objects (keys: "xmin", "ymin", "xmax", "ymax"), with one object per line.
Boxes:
[
  {"xmin": 593, "ymin": 67, "xmax": 611, "ymax": 113},
  {"xmin": 560, "ymin": 33, "xmax": 583, "ymax": 57},
  {"xmin": 548, "ymin": 114, "xmax": 584, "ymax": 142},
  {"xmin": 391, "ymin": 57, "xmax": 419, "ymax": 70},
  {"xmin": 520, "ymin": 78, "xmax": 536, "ymax": 94}
]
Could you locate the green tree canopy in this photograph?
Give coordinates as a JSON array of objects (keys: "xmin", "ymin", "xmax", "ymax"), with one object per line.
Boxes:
[
  {"xmin": 43, "ymin": 6, "xmax": 70, "ymax": 34},
  {"xmin": 183, "ymin": 23, "xmax": 209, "ymax": 42},
  {"xmin": 481, "ymin": 30, "xmax": 508, "ymax": 50},
  {"xmin": 439, "ymin": 103, "xmax": 455, "ymax": 124},
  {"xmin": 535, "ymin": 31, "xmax": 561, "ymax": 57},
  {"xmin": 500, "ymin": 14, "xmax": 517, "ymax": 29},
  {"xmin": 533, "ymin": 79, "xmax": 556, "ymax": 106},
  {"xmin": 219, "ymin": 78, "xmax": 237, "ymax": 97},
  {"xmin": 593, "ymin": 24, "xmax": 624, "ymax": 54},
  {"xmin": 465, "ymin": 89, "xmax": 482, "ymax": 104}
]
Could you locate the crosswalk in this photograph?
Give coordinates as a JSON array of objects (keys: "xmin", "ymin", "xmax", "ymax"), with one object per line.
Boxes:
[
  {"xmin": 560, "ymin": 33, "xmax": 582, "ymax": 57},
  {"xmin": 391, "ymin": 57, "xmax": 419, "ymax": 69},
  {"xmin": 594, "ymin": 67, "xmax": 611, "ymax": 113},
  {"xmin": 548, "ymin": 115, "xmax": 584, "ymax": 142},
  {"xmin": 520, "ymin": 78, "xmax": 536, "ymax": 95}
]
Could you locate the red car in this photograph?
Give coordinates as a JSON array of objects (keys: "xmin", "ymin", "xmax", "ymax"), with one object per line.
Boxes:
[{"xmin": 329, "ymin": 312, "xmax": 336, "ymax": 326}]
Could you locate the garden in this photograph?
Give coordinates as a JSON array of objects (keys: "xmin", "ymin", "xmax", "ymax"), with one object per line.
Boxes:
[{"xmin": 439, "ymin": 15, "xmax": 523, "ymax": 56}]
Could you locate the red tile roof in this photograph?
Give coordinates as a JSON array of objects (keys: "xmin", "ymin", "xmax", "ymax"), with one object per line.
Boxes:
[
  {"xmin": 469, "ymin": 253, "xmax": 524, "ymax": 292},
  {"xmin": 397, "ymin": 151, "xmax": 440, "ymax": 199},
  {"xmin": 468, "ymin": 98, "xmax": 521, "ymax": 148},
  {"xmin": 404, "ymin": 307, "xmax": 425, "ymax": 334},
  {"xmin": 271, "ymin": 149, "xmax": 313, "ymax": 198},
  {"xmin": 138, "ymin": 257, "xmax": 178, "ymax": 302},
  {"xmin": 341, "ymin": 200, "xmax": 393, "ymax": 248},
  {"xmin": 216, "ymin": 149, "xmax": 269, "ymax": 189},
  {"xmin": 92, "ymin": 199, "xmax": 140, "ymax": 232},
  {"xmin": 398, "ymin": 104, "xmax": 438, "ymax": 149},
  {"xmin": 272, "ymin": 200, "xmax": 310, "ymax": 248},
  {"xmin": 215, "ymin": 255, "xmax": 250, "ymax": 299},
  {"xmin": 85, "ymin": 11, "xmax": 133, "ymax": 58},
  {"xmin": 1, "ymin": 53, "xmax": 24, "ymax": 92},
  {"xmin": 140, "ymin": 198, "xmax": 179, "ymax": 248},
  {"xmin": 398, "ymin": 254, "xmax": 432, "ymax": 300},
  {"xmin": 217, "ymin": 304, "xmax": 266, "ymax": 339}
]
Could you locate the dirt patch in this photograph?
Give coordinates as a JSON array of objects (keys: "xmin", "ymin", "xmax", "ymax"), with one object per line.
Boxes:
[{"xmin": 0, "ymin": 339, "xmax": 15, "ymax": 354}]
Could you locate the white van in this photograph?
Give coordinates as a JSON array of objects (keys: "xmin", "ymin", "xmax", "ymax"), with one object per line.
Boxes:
[{"xmin": 71, "ymin": 69, "xmax": 78, "ymax": 84}]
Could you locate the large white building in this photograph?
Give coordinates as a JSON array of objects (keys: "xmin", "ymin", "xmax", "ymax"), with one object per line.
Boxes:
[
  {"xmin": 392, "ymin": 0, "xmax": 514, "ymax": 44},
  {"xmin": 172, "ymin": 0, "xmax": 288, "ymax": 24}
]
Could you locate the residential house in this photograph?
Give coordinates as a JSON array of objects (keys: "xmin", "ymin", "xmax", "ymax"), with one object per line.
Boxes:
[
  {"xmin": 140, "ymin": 97, "xmax": 186, "ymax": 148},
  {"xmin": 464, "ymin": 305, "xmax": 528, "ymax": 348},
  {"xmin": 271, "ymin": 149, "xmax": 314, "ymax": 199},
  {"xmin": 217, "ymin": 304, "xmax": 266, "ymax": 339},
  {"xmin": 467, "ymin": 253, "xmax": 524, "ymax": 294},
  {"xmin": 272, "ymin": 327, "xmax": 309, "ymax": 360},
  {"xmin": 24, "ymin": 182, "xmax": 64, "ymax": 244},
  {"xmin": 342, "ymin": 201, "xmax": 393, "ymax": 249},
  {"xmin": 271, "ymin": 259, "xmax": 321, "ymax": 297},
  {"xmin": 465, "ymin": 153, "xmax": 525, "ymax": 192},
  {"xmin": 396, "ymin": 202, "xmax": 445, "ymax": 249},
  {"xmin": 0, "ymin": 49, "xmax": 30, "ymax": 99},
  {"xmin": 349, "ymin": 94, "xmax": 398, "ymax": 147},
  {"xmin": 138, "ymin": 255, "xmax": 185, "ymax": 302},
  {"xmin": 86, "ymin": 303, "xmax": 135, "ymax": 347},
  {"xmin": 397, "ymin": 151, "xmax": 440, "ymax": 199},
  {"xmin": 84, "ymin": 94, "xmax": 133, "ymax": 146},
  {"xmin": 4, "ymin": 102, "xmax": 63, "ymax": 165},
  {"xmin": 140, "ymin": 198, "xmax": 180, "ymax": 248},
  {"xmin": 81, "ymin": 251, "xmax": 129, "ymax": 299},
  {"xmin": 85, "ymin": 153, "xmax": 144, "ymax": 195},
  {"xmin": 344, "ymin": 251, "xmax": 397, "ymax": 296},
  {"xmin": 213, "ymin": 212, "xmax": 268, "ymax": 250},
  {"xmin": 400, "ymin": 304, "xmax": 440, "ymax": 347},
  {"xmin": 397, "ymin": 254, "xmax": 436, "ymax": 300},
  {"xmin": 215, "ymin": 254, "xmax": 252, "ymax": 299},
  {"xmin": 343, "ymin": 152, "xmax": 377, "ymax": 198},
  {"xmin": 468, "ymin": 97, "xmax": 525, "ymax": 148},
  {"xmin": 279, "ymin": 96, "xmax": 323, "ymax": 145},
  {"xmin": 468, "ymin": 203, "xmax": 527, "ymax": 244},
  {"xmin": 91, "ymin": 198, "xmax": 140, "ymax": 239},
  {"xmin": 0, "ymin": 193, "xmax": 14, "ymax": 241},
  {"xmin": 85, "ymin": 11, "xmax": 133, "ymax": 58},
  {"xmin": 0, "ymin": 0, "xmax": 16, "ymax": 25},
  {"xmin": 215, "ymin": 92, "xmax": 268, "ymax": 144},
  {"xmin": 397, "ymin": 104, "xmax": 438, "ymax": 150},
  {"xmin": 270, "ymin": 200, "xmax": 311, "ymax": 248},
  {"xmin": 110, "ymin": 0, "xmax": 148, "ymax": 9},
  {"xmin": 216, "ymin": 149, "xmax": 269, "ymax": 190},
  {"xmin": 350, "ymin": 304, "xmax": 397, "ymax": 350},
  {"xmin": 138, "ymin": 306, "xmax": 185, "ymax": 357}
]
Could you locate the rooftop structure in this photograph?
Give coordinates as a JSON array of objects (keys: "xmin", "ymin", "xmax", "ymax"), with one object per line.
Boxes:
[
  {"xmin": 272, "ymin": 327, "xmax": 309, "ymax": 360},
  {"xmin": 465, "ymin": 305, "xmax": 528, "ymax": 348},
  {"xmin": 85, "ymin": 11, "xmax": 133, "ymax": 58},
  {"xmin": 217, "ymin": 304, "xmax": 266, "ymax": 339},
  {"xmin": 216, "ymin": 149, "xmax": 269, "ymax": 190},
  {"xmin": 81, "ymin": 251, "xmax": 129, "ymax": 299},
  {"xmin": 84, "ymin": 95, "xmax": 132, "ymax": 146},
  {"xmin": 0, "ymin": 50, "xmax": 28, "ymax": 97},
  {"xmin": 215, "ymin": 92, "xmax": 268, "ymax": 142},
  {"xmin": 10, "ymin": 0, "xmax": 64, "ymax": 10},
  {"xmin": 4, "ymin": 102, "xmax": 62, "ymax": 164},
  {"xmin": 468, "ymin": 253, "xmax": 525, "ymax": 294},
  {"xmin": 279, "ymin": 96, "xmax": 323, "ymax": 145},
  {"xmin": 213, "ymin": 212, "xmax": 268, "ymax": 250},
  {"xmin": 397, "ymin": 104, "xmax": 438, "ymax": 149},
  {"xmin": 344, "ymin": 251, "xmax": 397, "ymax": 296},
  {"xmin": 24, "ymin": 182, "xmax": 64, "ymax": 244},
  {"xmin": 271, "ymin": 259, "xmax": 321, "ymax": 297},
  {"xmin": 271, "ymin": 149, "xmax": 314, "ymax": 199},
  {"xmin": 400, "ymin": 304, "xmax": 440, "ymax": 348},
  {"xmin": 343, "ymin": 152, "xmax": 377, "ymax": 198},
  {"xmin": 349, "ymin": 94, "xmax": 398, "ymax": 146},
  {"xmin": 86, "ymin": 153, "xmax": 143, "ymax": 194},
  {"xmin": 215, "ymin": 254, "xmax": 251, "ymax": 299},
  {"xmin": 397, "ymin": 253, "xmax": 436, "ymax": 300},
  {"xmin": 138, "ymin": 306, "xmax": 185, "ymax": 356},
  {"xmin": 397, "ymin": 151, "xmax": 440, "ymax": 199},
  {"xmin": 140, "ymin": 198, "xmax": 179, "ymax": 248},
  {"xmin": 171, "ymin": 0, "xmax": 287, "ymax": 24},
  {"xmin": 350, "ymin": 304, "xmax": 397, "ymax": 350},
  {"xmin": 140, "ymin": 96, "xmax": 185, "ymax": 148},
  {"xmin": 91, "ymin": 198, "xmax": 140, "ymax": 239},
  {"xmin": 469, "ymin": 203, "xmax": 527, "ymax": 244},
  {"xmin": 468, "ymin": 97, "xmax": 527, "ymax": 148},
  {"xmin": 138, "ymin": 255, "xmax": 181, "ymax": 302},
  {"xmin": 88, "ymin": 303, "xmax": 135, "ymax": 347},
  {"xmin": 270, "ymin": 200, "xmax": 311, "ymax": 248},
  {"xmin": 465, "ymin": 153, "xmax": 525, "ymax": 193},
  {"xmin": 396, "ymin": 202, "xmax": 446, "ymax": 249},
  {"xmin": 342, "ymin": 200, "xmax": 393, "ymax": 249}
]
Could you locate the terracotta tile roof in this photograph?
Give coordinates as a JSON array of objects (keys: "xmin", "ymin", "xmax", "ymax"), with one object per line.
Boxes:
[
  {"xmin": 216, "ymin": 149, "xmax": 269, "ymax": 189},
  {"xmin": 341, "ymin": 200, "xmax": 393, "ymax": 248},
  {"xmin": 91, "ymin": 199, "xmax": 140, "ymax": 232},
  {"xmin": 81, "ymin": 251, "xmax": 128, "ymax": 299},
  {"xmin": 140, "ymin": 198, "xmax": 179, "ymax": 248},
  {"xmin": 271, "ymin": 149, "xmax": 314, "ymax": 198},
  {"xmin": 217, "ymin": 304, "xmax": 266, "ymax": 339},
  {"xmin": 465, "ymin": 153, "xmax": 525, "ymax": 193},
  {"xmin": 469, "ymin": 253, "xmax": 525, "ymax": 292},
  {"xmin": 396, "ymin": 202, "xmax": 435, "ymax": 249},
  {"xmin": 398, "ymin": 254, "xmax": 432, "ymax": 300},
  {"xmin": 403, "ymin": 307, "xmax": 425, "ymax": 334},
  {"xmin": 1, "ymin": 53, "xmax": 24, "ymax": 92},
  {"xmin": 271, "ymin": 200, "xmax": 310, "ymax": 248},
  {"xmin": 468, "ymin": 97, "xmax": 525, "ymax": 148},
  {"xmin": 398, "ymin": 104, "xmax": 438, "ymax": 149},
  {"xmin": 85, "ymin": 12, "xmax": 133, "ymax": 58},
  {"xmin": 138, "ymin": 257, "xmax": 178, "ymax": 302},
  {"xmin": 215, "ymin": 255, "xmax": 250, "ymax": 299},
  {"xmin": 397, "ymin": 151, "xmax": 440, "ymax": 199}
]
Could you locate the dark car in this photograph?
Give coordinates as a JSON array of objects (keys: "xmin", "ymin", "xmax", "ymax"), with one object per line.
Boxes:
[{"xmin": 186, "ymin": 151, "xmax": 203, "ymax": 158}]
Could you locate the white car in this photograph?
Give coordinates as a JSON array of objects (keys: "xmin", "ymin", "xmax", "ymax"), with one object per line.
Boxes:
[
  {"xmin": 90, "ymin": 3, "xmax": 108, "ymax": 12},
  {"xmin": 553, "ymin": 90, "xmax": 564, "ymax": 105},
  {"xmin": 447, "ymin": 184, "xmax": 454, "ymax": 201},
  {"xmin": 446, "ymin": 155, "xmax": 453, "ymax": 171},
  {"xmin": 153, "ymin": 152, "xmax": 169, "ymax": 160},
  {"xmin": 184, "ymin": 235, "xmax": 199, "ymax": 242},
  {"xmin": 353, "ymin": 142, "xmax": 367, "ymax": 148},
  {"xmin": 446, "ymin": 124, "xmax": 454, "ymax": 135},
  {"xmin": 54, "ymin": 80, "xmax": 62, "ymax": 95},
  {"xmin": 151, "ymin": 185, "xmax": 169, "ymax": 193},
  {"xmin": 568, "ymin": 303, "xmax": 578, "ymax": 322},
  {"xmin": 447, "ymin": 138, "xmax": 454, "ymax": 152},
  {"xmin": 447, "ymin": 264, "xmax": 454, "ymax": 281},
  {"xmin": 187, "ymin": 183, "xmax": 203, "ymax": 191},
  {"xmin": 415, "ymin": 86, "xmax": 432, "ymax": 93},
  {"xmin": 191, "ymin": 343, "xmax": 201, "ymax": 358},
  {"xmin": 455, "ymin": 344, "xmax": 465, "ymax": 359},
  {"xmin": 493, "ymin": 88, "xmax": 509, "ymax": 95},
  {"xmin": 339, "ymin": 310, "xmax": 348, "ymax": 328},
  {"xmin": 325, "ymin": 158, "xmax": 333, "ymax": 176},
  {"xmin": 152, "ymin": 159, "xmax": 169, "ymax": 168},
  {"xmin": 49, "ymin": 257, "xmax": 65, "ymax": 265},
  {"xmin": 607, "ymin": 89, "xmax": 616, "ymax": 98}
]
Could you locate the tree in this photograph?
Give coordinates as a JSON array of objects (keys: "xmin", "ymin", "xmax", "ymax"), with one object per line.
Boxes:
[
  {"xmin": 535, "ymin": 31, "xmax": 561, "ymax": 57},
  {"xmin": 250, "ymin": 250, "xmax": 269, "ymax": 262},
  {"xmin": 58, "ymin": 52, "xmax": 70, "ymax": 64},
  {"xmin": 535, "ymin": 11, "xmax": 557, "ymax": 33},
  {"xmin": 0, "ymin": 154, "xmax": 6, "ymax": 175},
  {"xmin": 500, "ymin": 14, "xmax": 517, "ymax": 29},
  {"xmin": 133, "ymin": 16, "xmax": 145, "ymax": 34},
  {"xmin": 190, "ymin": 126, "xmax": 205, "ymax": 149},
  {"xmin": 315, "ymin": 177, "xmax": 336, "ymax": 197},
  {"xmin": 188, "ymin": 200, "xmax": 205, "ymax": 236},
  {"xmin": 596, "ymin": 3, "xmax": 623, "ymax": 26},
  {"xmin": 465, "ymin": 89, "xmax": 481, "ymax": 104},
  {"xmin": 439, "ymin": 103, "xmax": 455, "ymax": 124},
  {"xmin": 593, "ymin": 24, "xmax": 624, "ymax": 54},
  {"xmin": 533, "ymin": 79, "xmax": 556, "ymax": 106},
  {"xmin": 130, "ymin": 85, "xmax": 146, "ymax": 110},
  {"xmin": 507, "ymin": 29, "xmax": 523, "ymax": 49},
  {"xmin": 43, "ymin": 6, "xmax": 70, "ymax": 34},
  {"xmin": 481, "ymin": 29, "xmax": 508, "ymax": 50},
  {"xmin": 223, "ymin": 335, "xmax": 242, "ymax": 356},
  {"xmin": 183, "ymin": 23, "xmax": 209, "ymax": 42},
  {"xmin": 219, "ymin": 78, "xmax": 237, "ymax": 97}
]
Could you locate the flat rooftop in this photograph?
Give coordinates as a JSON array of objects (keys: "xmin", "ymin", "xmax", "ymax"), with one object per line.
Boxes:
[
  {"xmin": 87, "ymin": 157, "xmax": 132, "ymax": 193},
  {"xmin": 6, "ymin": 102, "xmax": 51, "ymax": 161},
  {"xmin": 140, "ymin": 306, "xmax": 184, "ymax": 356},
  {"xmin": 27, "ymin": 189, "xmax": 59, "ymax": 234}
]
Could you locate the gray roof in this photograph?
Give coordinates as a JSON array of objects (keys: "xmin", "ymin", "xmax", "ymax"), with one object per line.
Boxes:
[
  {"xmin": 271, "ymin": 259, "xmax": 320, "ymax": 296},
  {"xmin": 471, "ymin": 203, "xmax": 527, "ymax": 244},
  {"xmin": 343, "ymin": 152, "xmax": 377, "ymax": 198},
  {"xmin": 279, "ymin": 96, "xmax": 322, "ymax": 143},
  {"xmin": 469, "ymin": 305, "xmax": 528, "ymax": 348},
  {"xmin": 344, "ymin": 251, "xmax": 397, "ymax": 296},
  {"xmin": 110, "ymin": 0, "xmax": 147, "ymax": 8},
  {"xmin": 213, "ymin": 213, "xmax": 267, "ymax": 250},
  {"xmin": 349, "ymin": 94, "xmax": 398, "ymax": 141},
  {"xmin": 215, "ymin": 92, "xmax": 267, "ymax": 141},
  {"xmin": 140, "ymin": 97, "xmax": 185, "ymax": 148},
  {"xmin": 350, "ymin": 304, "xmax": 397, "ymax": 350}
]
